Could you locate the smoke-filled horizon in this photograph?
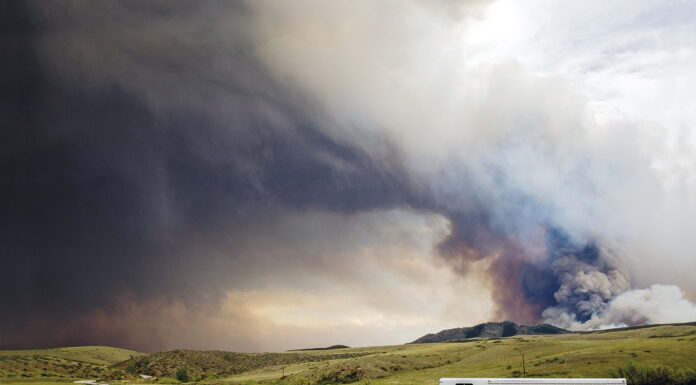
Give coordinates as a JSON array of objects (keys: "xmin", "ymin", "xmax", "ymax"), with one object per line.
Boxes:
[{"xmin": 3, "ymin": 0, "xmax": 696, "ymax": 352}]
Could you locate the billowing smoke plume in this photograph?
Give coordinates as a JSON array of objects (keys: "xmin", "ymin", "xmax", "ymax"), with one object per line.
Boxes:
[
  {"xmin": 534, "ymin": 229, "xmax": 632, "ymax": 328},
  {"xmin": 536, "ymin": 229, "xmax": 696, "ymax": 330}
]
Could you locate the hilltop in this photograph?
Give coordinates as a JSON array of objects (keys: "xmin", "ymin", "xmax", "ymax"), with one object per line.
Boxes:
[{"xmin": 411, "ymin": 321, "xmax": 569, "ymax": 343}]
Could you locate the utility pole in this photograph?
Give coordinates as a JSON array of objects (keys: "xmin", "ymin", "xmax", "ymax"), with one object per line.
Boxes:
[{"xmin": 521, "ymin": 353, "xmax": 526, "ymax": 378}]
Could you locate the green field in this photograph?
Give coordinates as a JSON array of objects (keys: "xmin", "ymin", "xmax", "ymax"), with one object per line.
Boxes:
[{"xmin": 2, "ymin": 324, "xmax": 696, "ymax": 385}]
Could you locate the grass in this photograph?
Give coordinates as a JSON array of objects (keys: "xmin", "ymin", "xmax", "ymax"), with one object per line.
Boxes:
[{"xmin": 1, "ymin": 324, "xmax": 696, "ymax": 385}]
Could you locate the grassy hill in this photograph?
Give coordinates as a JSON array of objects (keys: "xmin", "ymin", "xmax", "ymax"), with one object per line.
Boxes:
[
  {"xmin": 1, "ymin": 323, "xmax": 695, "ymax": 385},
  {"xmin": 0, "ymin": 346, "xmax": 144, "ymax": 381}
]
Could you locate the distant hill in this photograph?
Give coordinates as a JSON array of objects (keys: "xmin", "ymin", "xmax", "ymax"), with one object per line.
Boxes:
[
  {"xmin": 288, "ymin": 345, "xmax": 350, "ymax": 351},
  {"xmin": 411, "ymin": 321, "xmax": 570, "ymax": 343}
]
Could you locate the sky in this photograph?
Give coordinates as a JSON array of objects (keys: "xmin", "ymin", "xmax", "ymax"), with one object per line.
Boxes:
[{"xmin": 2, "ymin": 0, "xmax": 696, "ymax": 352}]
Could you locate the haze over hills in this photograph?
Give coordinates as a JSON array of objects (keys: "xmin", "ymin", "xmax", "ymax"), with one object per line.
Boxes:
[{"xmin": 411, "ymin": 321, "xmax": 570, "ymax": 343}]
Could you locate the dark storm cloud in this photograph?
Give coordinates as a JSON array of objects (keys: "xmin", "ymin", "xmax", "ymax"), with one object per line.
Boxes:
[
  {"xmin": 4, "ymin": 0, "xmax": 694, "ymax": 350},
  {"xmin": 0, "ymin": 1, "xmax": 419, "ymax": 348}
]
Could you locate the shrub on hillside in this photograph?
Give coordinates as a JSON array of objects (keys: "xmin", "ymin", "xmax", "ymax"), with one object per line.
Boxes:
[{"xmin": 610, "ymin": 362, "xmax": 696, "ymax": 385}]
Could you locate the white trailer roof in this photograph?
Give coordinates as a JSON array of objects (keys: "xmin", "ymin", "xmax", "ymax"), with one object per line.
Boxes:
[{"xmin": 440, "ymin": 378, "xmax": 626, "ymax": 384}]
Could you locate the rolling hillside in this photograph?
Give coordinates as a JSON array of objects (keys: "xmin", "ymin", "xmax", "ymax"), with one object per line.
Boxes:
[{"xmin": 1, "ymin": 323, "xmax": 695, "ymax": 385}]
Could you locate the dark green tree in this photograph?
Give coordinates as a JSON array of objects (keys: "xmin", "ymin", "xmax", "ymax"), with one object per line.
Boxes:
[{"xmin": 176, "ymin": 368, "xmax": 190, "ymax": 383}]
